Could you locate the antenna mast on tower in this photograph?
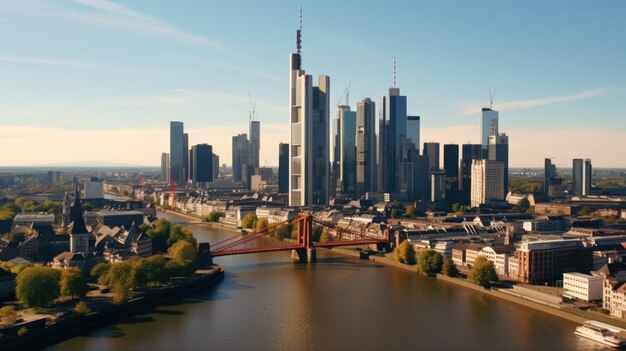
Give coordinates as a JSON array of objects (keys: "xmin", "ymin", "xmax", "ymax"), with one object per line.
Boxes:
[
  {"xmin": 393, "ymin": 56, "xmax": 397, "ymax": 88},
  {"xmin": 489, "ymin": 87, "xmax": 497, "ymax": 110},
  {"xmin": 297, "ymin": 6, "xmax": 302, "ymax": 56},
  {"xmin": 248, "ymin": 93, "xmax": 257, "ymax": 122}
]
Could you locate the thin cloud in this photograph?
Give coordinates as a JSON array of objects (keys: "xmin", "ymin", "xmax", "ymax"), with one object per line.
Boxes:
[
  {"xmin": 194, "ymin": 59, "xmax": 284, "ymax": 82},
  {"xmin": 0, "ymin": 55, "xmax": 111, "ymax": 69},
  {"xmin": 459, "ymin": 87, "xmax": 613, "ymax": 115}
]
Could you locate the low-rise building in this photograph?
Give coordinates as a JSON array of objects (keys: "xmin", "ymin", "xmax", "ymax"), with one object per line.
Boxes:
[
  {"xmin": 515, "ymin": 239, "xmax": 592, "ymax": 285},
  {"xmin": 562, "ymin": 272, "xmax": 603, "ymax": 302}
]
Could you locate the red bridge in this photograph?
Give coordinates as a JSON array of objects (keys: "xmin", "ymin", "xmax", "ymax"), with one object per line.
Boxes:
[{"xmin": 209, "ymin": 213, "xmax": 390, "ymax": 263}]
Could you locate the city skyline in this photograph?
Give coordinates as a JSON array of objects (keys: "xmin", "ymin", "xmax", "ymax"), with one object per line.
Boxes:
[{"xmin": 1, "ymin": 1, "xmax": 626, "ymax": 167}]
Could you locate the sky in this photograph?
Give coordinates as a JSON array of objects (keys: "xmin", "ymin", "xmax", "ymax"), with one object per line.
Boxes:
[{"xmin": 1, "ymin": 0, "xmax": 625, "ymax": 168}]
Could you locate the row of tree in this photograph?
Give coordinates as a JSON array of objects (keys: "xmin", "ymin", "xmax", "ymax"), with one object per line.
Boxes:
[
  {"xmin": 391, "ymin": 240, "xmax": 498, "ymax": 287},
  {"xmin": 15, "ymin": 266, "xmax": 87, "ymax": 308},
  {"xmin": 139, "ymin": 218, "xmax": 196, "ymax": 253}
]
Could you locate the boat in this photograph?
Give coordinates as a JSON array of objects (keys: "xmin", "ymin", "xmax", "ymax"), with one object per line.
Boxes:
[{"xmin": 575, "ymin": 320, "xmax": 626, "ymax": 348}]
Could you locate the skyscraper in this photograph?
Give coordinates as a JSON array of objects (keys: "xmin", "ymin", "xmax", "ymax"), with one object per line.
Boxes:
[
  {"xmin": 407, "ymin": 116, "xmax": 420, "ymax": 154},
  {"xmin": 212, "ymin": 153, "xmax": 220, "ymax": 181},
  {"xmin": 378, "ymin": 84, "xmax": 409, "ymax": 194},
  {"xmin": 191, "ymin": 144, "xmax": 213, "ymax": 187},
  {"xmin": 160, "ymin": 152, "xmax": 169, "ymax": 181},
  {"xmin": 183, "ymin": 133, "xmax": 189, "ymax": 181},
  {"xmin": 544, "ymin": 158, "xmax": 556, "ymax": 194},
  {"xmin": 572, "ymin": 158, "xmax": 592, "ymax": 196},
  {"xmin": 289, "ymin": 15, "xmax": 330, "ymax": 206},
  {"xmin": 232, "ymin": 133, "xmax": 249, "ymax": 183},
  {"xmin": 470, "ymin": 159, "xmax": 504, "ymax": 208},
  {"xmin": 488, "ymin": 133, "xmax": 509, "ymax": 198},
  {"xmin": 338, "ymin": 105, "xmax": 356, "ymax": 196},
  {"xmin": 443, "ymin": 144, "xmax": 459, "ymax": 203},
  {"xmin": 356, "ymin": 98, "xmax": 377, "ymax": 197},
  {"xmin": 460, "ymin": 144, "xmax": 482, "ymax": 204},
  {"xmin": 169, "ymin": 121, "xmax": 184, "ymax": 184},
  {"xmin": 279, "ymin": 143, "xmax": 289, "ymax": 194},
  {"xmin": 423, "ymin": 142, "xmax": 440, "ymax": 171},
  {"xmin": 249, "ymin": 120, "xmax": 260, "ymax": 170},
  {"xmin": 481, "ymin": 108, "xmax": 499, "ymax": 157}
]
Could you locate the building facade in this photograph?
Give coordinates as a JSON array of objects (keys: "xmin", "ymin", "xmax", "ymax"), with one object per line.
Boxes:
[
  {"xmin": 169, "ymin": 121, "xmax": 185, "ymax": 184},
  {"xmin": 572, "ymin": 158, "xmax": 592, "ymax": 196},
  {"xmin": 356, "ymin": 98, "xmax": 377, "ymax": 197},
  {"xmin": 470, "ymin": 159, "xmax": 504, "ymax": 208},
  {"xmin": 481, "ymin": 108, "xmax": 498, "ymax": 157},
  {"xmin": 338, "ymin": 105, "xmax": 356, "ymax": 197},
  {"xmin": 232, "ymin": 133, "xmax": 249, "ymax": 183},
  {"xmin": 488, "ymin": 133, "xmax": 509, "ymax": 197}
]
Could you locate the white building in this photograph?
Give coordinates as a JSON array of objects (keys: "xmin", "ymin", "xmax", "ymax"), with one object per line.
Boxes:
[
  {"xmin": 84, "ymin": 178, "xmax": 104, "ymax": 199},
  {"xmin": 562, "ymin": 272, "xmax": 603, "ymax": 302},
  {"xmin": 470, "ymin": 159, "xmax": 504, "ymax": 208}
]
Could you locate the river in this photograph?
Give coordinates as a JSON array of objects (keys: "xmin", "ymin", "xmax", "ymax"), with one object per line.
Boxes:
[{"xmin": 47, "ymin": 211, "xmax": 610, "ymax": 351}]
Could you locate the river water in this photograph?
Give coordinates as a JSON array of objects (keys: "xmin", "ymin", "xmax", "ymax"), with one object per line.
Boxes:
[{"xmin": 47, "ymin": 212, "xmax": 610, "ymax": 351}]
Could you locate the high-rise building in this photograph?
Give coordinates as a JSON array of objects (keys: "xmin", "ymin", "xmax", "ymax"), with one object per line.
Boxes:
[
  {"xmin": 572, "ymin": 158, "xmax": 592, "ymax": 196},
  {"xmin": 443, "ymin": 144, "xmax": 459, "ymax": 203},
  {"xmin": 191, "ymin": 144, "xmax": 213, "ymax": 186},
  {"xmin": 544, "ymin": 158, "xmax": 557, "ymax": 194},
  {"xmin": 279, "ymin": 143, "xmax": 289, "ymax": 194},
  {"xmin": 356, "ymin": 98, "xmax": 377, "ymax": 197},
  {"xmin": 460, "ymin": 144, "xmax": 482, "ymax": 204},
  {"xmin": 407, "ymin": 116, "xmax": 420, "ymax": 153},
  {"xmin": 423, "ymin": 142, "xmax": 440, "ymax": 171},
  {"xmin": 413, "ymin": 155, "xmax": 430, "ymax": 203},
  {"xmin": 249, "ymin": 120, "xmax": 260, "ymax": 170},
  {"xmin": 188, "ymin": 149, "xmax": 194, "ymax": 185},
  {"xmin": 289, "ymin": 18, "xmax": 330, "ymax": 206},
  {"xmin": 212, "ymin": 153, "xmax": 220, "ymax": 181},
  {"xmin": 378, "ymin": 86, "xmax": 409, "ymax": 194},
  {"xmin": 232, "ymin": 133, "xmax": 249, "ymax": 183},
  {"xmin": 488, "ymin": 133, "xmax": 509, "ymax": 198},
  {"xmin": 84, "ymin": 177, "xmax": 103, "ymax": 199},
  {"xmin": 481, "ymin": 108, "xmax": 499, "ymax": 157},
  {"xmin": 470, "ymin": 159, "xmax": 504, "ymax": 208},
  {"xmin": 338, "ymin": 105, "xmax": 356, "ymax": 196},
  {"xmin": 431, "ymin": 170, "xmax": 446, "ymax": 203},
  {"xmin": 183, "ymin": 133, "xmax": 189, "ymax": 181},
  {"xmin": 169, "ymin": 121, "xmax": 185, "ymax": 184},
  {"xmin": 160, "ymin": 152, "xmax": 169, "ymax": 181},
  {"xmin": 331, "ymin": 116, "xmax": 340, "ymax": 198}
]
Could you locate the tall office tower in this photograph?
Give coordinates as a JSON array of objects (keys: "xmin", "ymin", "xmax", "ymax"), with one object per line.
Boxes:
[
  {"xmin": 188, "ymin": 149, "xmax": 194, "ymax": 185},
  {"xmin": 413, "ymin": 155, "xmax": 430, "ymax": 202},
  {"xmin": 338, "ymin": 105, "xmax": 356, "ymax": 196},
  {"xmin": 249, "ymin": 120, "xmax": 260, "ymax": 170},
  {"xmin": 232, "ymin": 133, "xmax": 249, "ymax": 183},
  {"xmin": 423, "ymin": 142, "xmax": 440, "ymax": 171},
  {"xmin": 544, "ymin": 158, "xmax": 557, "ymax": 194},
  {"xmin": 481, "ymin": 107, "xmax": 499, "ymax": 157},
  {"xmin": 169, "ymin": 121, "xmax": 185, "ymax": 184},
  {"xmin": 160, "ymin": 152, "xmax": 169, "ymax": 181},
  {"xmin": 378, "ymin": 79, "xmax": 409, "ymax": 194},
  {"xmin": 279, "ymin": 143, "xmax": 289, "ymax": 193},
  {"xmin": 212, "ymin": 153, "xmax": 219, "ymax": 180},
  {"xmin": 289, "ymin": 14, "xmax": 330, "ymax": 206},
  {"xmin": 488, "ymin": 133, "xmax": 509, "ymax": 198},
  {"xmin": 183, "ymin": 133, "xmax": 189, "ymax": 181},
  {"xmin": 470, "ymin": 159, "xmax": 504, "ymax": 208},
  {"xmin": 443, "ymin": 144, "xmax": 459, "ymax": 203},
  {"xmin": 356, "ymin": 98, "xmax": 377, "ymax": 197},
  {"xmin": 431, "ymin": 170, "xmax": 446, "ymax": 203},
  {"xmin": 572, "ymin": 158, "xmax": 592, "ymax": 196},
  {"xmin": 331, "ymin": 116, "xmax": 340, "ymax": 198},
  {"xmin": 460, "ymin": 144, "xmax": 482, "ymax": 204},
  {"xmin": 84, "ymin": 177, "xmax": 103, "ymax": 199},
  {"xmin": 407, "ymin": 116, "xmax": 420, "ymax": 152},
  {"xmin": 191, "ymin": 144, "xmax": 213, "ymax": 187}
]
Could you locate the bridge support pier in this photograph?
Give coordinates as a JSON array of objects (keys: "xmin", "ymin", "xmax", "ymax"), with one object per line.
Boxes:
[
  {"xmin": 307, "ymin": 248, "xmax": 317, "ymax": 263},
  {"xmin": 292, "ymin": 248, "xmax": 316, "ymax": 263}
]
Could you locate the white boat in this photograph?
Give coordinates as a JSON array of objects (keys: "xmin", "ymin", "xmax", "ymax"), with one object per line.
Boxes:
[{"xmin": 575, "ymin": 320, "xmax": 626, "ymax": 348}]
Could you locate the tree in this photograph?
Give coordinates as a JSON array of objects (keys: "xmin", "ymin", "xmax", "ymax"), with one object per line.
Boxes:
[
  {"xmin": 442, "ymin": 258, "xmax": 459, "ymax": 277},
  {"xmin": 168, "ymin": 240, "xmax": 198, "ymax": 275},
  {"xmin": 146, "ymin": 218, "xmax": 171, "ymax": 252},
  {"xmin": 82, "ymin": 202, "xmax": 95, "ymax": 211},
  {"xmin": 255, "ymin": 217, "xmax": 270, "ymax": 232},
  {"xmin": 16, "ymin": 266, "xmax": 61, "ymax": 308},
  {"xmin": 1, "ymin": 232, "xmax": 26, "ymax": 245},
  {"xmin": 452, "ymin": 203, "xmax": 464, "ymax": 214},
  {"xmin": 0, "ymin": 306, "xmax": 18, "ymax": 326},
  {"xmin": 405, "ymin": 204, "xmax": 416, "ymax": 217},
  {"xmin": 90, "ymin": 262, "xmax": 111, "ymax": 285},
  {"xmin": 468, "ymin": 256, "xmax": 499, "ymax": 288},
  {"xmin": 241, "ymin": 213, "xmax": 258, "ymax": 229},
  {"xmin": 391, "ymin": 240, "xmax": 416, "ymax": 265},
  {"xmin": 168, "ymin": 225, "xmax": 197, "ymax": 247},
  {"xmin": 416, "ymin": 249, "xmax": 443, "ymax": 276},
  {"xmin": 60, "ymin": 267, "xmax": 87, "ymax": 299},
  {"xmin": 577, "ymin": 206, "xmax": 592, "ymax": 217},
  {"xmin": 514, "ymin": 197, "xmax": 530, "ymax": 213},
  {"xmin": 206, "ymin": 211, "xmax": 225, "ymax": 223},
  {"xmin": 319, "ymin": 229, "xmax": 332, "ymax": 243},
  {"xmin": 74, "ymin": 300, "xmax": 90, "ymax": 315},
  {"xmin": 391, "ymin": 208, "xmax": 403, "ymax": 219},
  {"xmin": 103, "ymin": 261, "xmax": 133, "ymax": 304},
  {"xmin": 144, "ymin": 255, "xmax": 169, "ymax": 286},
  {"xmin": 312, "ymin": 225, "xmax": 323, "ymax": 242},
  {"xmin": 17, "ymin": 327, "xmax": 28, "ymax": 337}
]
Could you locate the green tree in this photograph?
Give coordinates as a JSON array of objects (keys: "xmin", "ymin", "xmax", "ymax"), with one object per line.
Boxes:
[
  {"xmin": 1, "ymin": 232, "xmax": 26, "ymax": 245},
  {"xmin": 17, "ymin": 327, "xmax": 28, "ymax": 337},
  {"xmin": 90, "ymin": 262, "xmax": 111, "ymax": 285},
  {"xmin": 82, "ymin": 202, "xmax": 95, "ymax": 211},
  {"xmin": 206, "ymin": 211, "xmax": 225, "ymax": 223},
  {"xmin": 391, "ymin": 208, "xmax": 403, "ymax": 219},
  {"xmin": 312, "ymin": 225, "xmax": 323, "ymax": 242},
  {"xmin": 319, "ymin": 229, "xmax": 332, "ymax": 243},
  {"xmin": 104, "ymin": 261, "xmax": 133, "ymax": 304},
  {"xmin": 391, "ymin": 240, "xmax": 416, "ymax": 265},
  {"xmin": 416, "ymin": 249, "xmax": 443, "ymax": 276},
  {"xmin": 60, "ymin": 267, "xmax": 87, "ymax": 299},
  {"xmin": 442, "ymin": 258, "xmax": 459, "ymax": 277},
  {"xmin": 577, "ymin": 206, "xmax": 592, "ymax": 216},
  {"xmin": 0, "ymin": 306, "xmax": 18, "ymax": 326},
  {"xmin": 255, "ymin": 217, "xmax": 270, "ymax": 232},
  {"xmin": 452, "ymin": 203, "xmax": 464, "ymax": 214},
  {"xmin": 146, "ymin": 218, "xmax": 171, "ymax": 252},
  {"xmin": 144, "ymin": 255, "xmax": 169, "ymax": 286},
  {"xmin": 241, "ymin": 213, "xmax": 258, "ymax": 229},
  {"xmin": 16, "ymin": 266, "xmax": 61, "ymax": 308},
  {"xmin": 74, "ymin": 300, "xmax": 90, "ymax": 315},
  {"xmin": 168, "ymin": 225, "xmax": 197, "ymax": 247},
  {"xmin": 468, "ymin": 256, "xmax": 499, "ymax": 288},
  {"xmin": 168, "ymin": 240, "xmax": 198, "ymax": 275},
  {"xmin": 405, "ymin": 204, "xmax": 416, "ymax": 217},
  {"xmin": 514, "ymin": 197, "xmax": 530, "ymax": 213}
]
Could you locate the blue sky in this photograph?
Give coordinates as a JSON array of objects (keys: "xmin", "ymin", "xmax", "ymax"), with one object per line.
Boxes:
[{"xmin": 0, "ymin": 0, "xmax": 625, "ymax": 167}]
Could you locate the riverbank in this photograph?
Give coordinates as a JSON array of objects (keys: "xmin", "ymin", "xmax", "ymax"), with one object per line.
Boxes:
[
  {"xmin": 0, "ymin": 266, "xmax": 224, "ymax": 351},
  {"xmin": 331, "ymin": 247, "xmax": 626, "ymax": 328},
  {"xmin": 159, "ymin": 209, "xmax": 244, "ymax": 234}
]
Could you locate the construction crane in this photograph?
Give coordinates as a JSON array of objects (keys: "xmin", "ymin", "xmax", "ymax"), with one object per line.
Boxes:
[
  {"xmin": 335, "ymin": 81, "xmax": 352, "ymax": 107},
  {"xmin": 248, "ymin": 92, "xmax": 257, "ymax": 121},
  {"xmin": 489, "ymin": 87, "xmax": 497, "ymax": 109}
]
